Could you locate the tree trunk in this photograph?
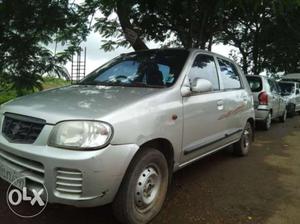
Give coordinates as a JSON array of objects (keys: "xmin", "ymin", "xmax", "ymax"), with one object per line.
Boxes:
[
  {"xmin": 116, "ymin": 1, "xmax": 148, "ymax": 51},
  {"xmin": 241, "ymin": 53, "xmax": 248, "ymax": 74}
]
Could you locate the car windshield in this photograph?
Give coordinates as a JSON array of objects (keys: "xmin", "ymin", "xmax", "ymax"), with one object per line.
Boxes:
[
  {"xmin": 246, "ymin": 76, "xmax": 262, "ymax": 92},
  {"xmin": 80, "ymin": 50, "xmax": 189, "ymax": 88},
  {"xmin": 279, "ymin": 82, "xmax": 295, "ymax": 95}
]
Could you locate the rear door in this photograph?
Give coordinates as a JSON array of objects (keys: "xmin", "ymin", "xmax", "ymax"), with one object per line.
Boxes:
[
  {"xmin": 274, "ymin": 81, "xmax": 286, "ymax": 116},
  {"xmin": 216, "ymin": 58, "xmax": 247, "ymax": 141},
  {"xmin": 268, "ymin": 79, "xmax": 281, "ymax": 118},
  {"xmin": 181, "ymin": 53, "xmax": 227, "ymax": 163},
  {"xmin": 246, "ymin": 76, "xmax": 263, "ymax": 109}
]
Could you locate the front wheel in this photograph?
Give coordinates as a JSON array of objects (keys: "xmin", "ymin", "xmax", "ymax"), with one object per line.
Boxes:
[
  {"xmin": 113, "ymin": 148, "xmax": 169, "ymax": 224},
  {"xmin": 233, "ymin": 122, "xmax": 253, "ymax": 156}
]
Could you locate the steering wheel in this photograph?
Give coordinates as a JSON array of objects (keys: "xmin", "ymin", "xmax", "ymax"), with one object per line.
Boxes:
[{"xmin": 115, "ymin": 75, "xmax": 128, "ymax": 82}]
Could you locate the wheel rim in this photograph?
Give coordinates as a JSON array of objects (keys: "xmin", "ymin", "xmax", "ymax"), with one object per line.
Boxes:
[
  {"xmin": 135, "ymin": 166, "xmax": 161, "ymax": 212},
  {"xmin": 242, "ymin": 127, "xmax": 251, "ymax": 153}
]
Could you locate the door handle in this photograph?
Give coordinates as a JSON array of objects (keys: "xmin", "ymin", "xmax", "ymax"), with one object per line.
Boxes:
[{"xmin": 217, "ymin": 100, "xmax": 224, "ymax": 111}]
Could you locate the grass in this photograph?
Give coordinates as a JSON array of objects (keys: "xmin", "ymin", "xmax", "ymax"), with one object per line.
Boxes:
[{"xmin": 0, "ymin": 77, "xmax": 71, "ymax": 105}]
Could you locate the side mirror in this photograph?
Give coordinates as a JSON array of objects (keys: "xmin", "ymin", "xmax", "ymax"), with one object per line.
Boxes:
[
  {"xmin": 296, "ymin": 89, "xmax": 300, "ymax": 95},
  {"xmin": 191, "ymin": 78, "xmax": 213, "ymax": 93}
]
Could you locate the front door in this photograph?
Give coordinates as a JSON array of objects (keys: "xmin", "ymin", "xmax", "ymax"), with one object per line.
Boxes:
[{"xmin": 181, "ymin": 53, "xmax": 227, "ymax": 164}]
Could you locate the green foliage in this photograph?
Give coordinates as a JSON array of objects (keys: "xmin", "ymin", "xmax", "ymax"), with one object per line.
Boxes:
[
  {"xmin": 0, "ymin": 0, "xmax": 89, "ymax": 95},
  {"xmin": 218, "ymin": 0, "xmax": 300, "ymax": 75},
  {"xmin": 0, "ymin": 77, "xmax": 70, "ymax": 105},
  {"xmin": 1, "ymin": 0, "xmax": 299, "ymax": 92},
  {"xmin": 86, "ymin": 0, "xmax": 299, "ymax": 75},
  {"xmin": 85, "ymin": 0, "xmax": 232, "ymax": 50},
  {"xmin": 261, "ymin": 0, "xmax": 300, "ymax": 73}
]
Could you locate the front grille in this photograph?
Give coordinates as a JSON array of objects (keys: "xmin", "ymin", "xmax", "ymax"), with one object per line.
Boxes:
[
  {"xmin": 2, "ymin": 113, "xmax": 46, "ymax": 144},
  {"xmin": 56, "ymin": 168, "xmax": 83, "ymax": 196},
  {"xmin": 0, "ymin": 148, "xmax": 44, "ymax": 183}
]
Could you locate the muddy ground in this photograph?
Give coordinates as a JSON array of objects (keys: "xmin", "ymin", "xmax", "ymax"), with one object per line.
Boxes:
[{"xmin": 1, "ymin": 116, "xmax": 300, "ymax": 224}]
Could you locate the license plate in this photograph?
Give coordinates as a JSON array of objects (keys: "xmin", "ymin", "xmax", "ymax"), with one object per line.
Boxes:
[{"xmin": 0, "ymin": 160, "xmax": 26, "ymax": 190}]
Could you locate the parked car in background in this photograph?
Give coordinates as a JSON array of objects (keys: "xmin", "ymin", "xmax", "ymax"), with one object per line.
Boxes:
[
  {"xmin": 0, "ymin": 49, "xmax": 255, "ymax": 224},
  {"xmin": 278, "ymin": 81, "xmax": 300, "ymax": 116},
  {"xmin": 246, "ymin": 75, "xmax": 287, "ymax": 130},
  {"xmin": 281, "ymin": 73, "xmax": 300, "ymax": 83}
]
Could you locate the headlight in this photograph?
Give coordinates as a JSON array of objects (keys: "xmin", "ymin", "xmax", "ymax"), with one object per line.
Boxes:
[{"xmin": 48, "ymin": 121, "xmax": 113, "ymax": 150}]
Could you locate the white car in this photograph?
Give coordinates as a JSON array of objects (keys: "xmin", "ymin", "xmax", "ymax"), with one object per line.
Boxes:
[{"xmin": 278, "ymin": 81, "xmax": 300, "ymax": 116}]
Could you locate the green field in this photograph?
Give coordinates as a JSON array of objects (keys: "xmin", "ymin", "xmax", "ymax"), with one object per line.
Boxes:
[{"xmin": 0, "ymin": 77, "xmax": 71, "ymax": 105}]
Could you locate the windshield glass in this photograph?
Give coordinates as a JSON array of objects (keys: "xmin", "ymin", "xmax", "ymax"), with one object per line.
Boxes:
[
  {"xmin": 80, "ymin": 50, "xmax": 189, "ymax": 88},
  {"xmin": 246, "ymin": 76, "xmax": 262, "ymax": 92},
  {"xmin": 279, "ymin": 82, "xmax": 295, "ymax": 95}
]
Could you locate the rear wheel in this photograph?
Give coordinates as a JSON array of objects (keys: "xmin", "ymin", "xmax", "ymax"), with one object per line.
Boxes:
[
  {"xmin": 113, "ymin": 148, "xmax": 169, "ymax": 224},
  {"xmin": 233, "ymin": 122, "xmax": 253, "ymax": 156},
  {"xmin": 262, "ymin": 112, "xmax": 272, "ymax": 130}
]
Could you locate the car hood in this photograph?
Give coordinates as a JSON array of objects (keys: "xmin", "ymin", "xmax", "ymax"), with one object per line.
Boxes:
[{"xmin": 1, "ymin": 85, "xmax": 161, "ymax": 124}]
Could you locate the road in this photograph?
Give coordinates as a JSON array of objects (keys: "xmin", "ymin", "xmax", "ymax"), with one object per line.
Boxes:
[{"xmin": 1, "ymin": 116, "xmax": 300, "ymax": 224}]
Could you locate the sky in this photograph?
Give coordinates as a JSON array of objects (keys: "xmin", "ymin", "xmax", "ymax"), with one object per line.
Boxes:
[{"xmin": 59, "ymin": 31, "xmax": 236, "ymax": 76}]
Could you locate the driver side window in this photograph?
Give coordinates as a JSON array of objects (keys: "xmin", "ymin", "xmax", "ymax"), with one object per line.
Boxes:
[{"xmin": 188, "ymin": 54, "xmax": 220, "ymax": 91}]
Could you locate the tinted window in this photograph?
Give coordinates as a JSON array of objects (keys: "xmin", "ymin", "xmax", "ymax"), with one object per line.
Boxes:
[
  {"xmin": 188, "ymin": 54, "xmax": 219, "ymax": 90},
  {"xmin": 218, "ymin": 58, "xmax": 242, "ymax": 90},
  {"xmin": 246, "ymin": 76, "xmax": 262, "ymax": 92},
  {"xmin": 81, "ymin": 50, "xmax": 189, "ymax": 88},
  {"xmin": 278, "ymin": 82, "xmax": 295, "ymax": 95}
]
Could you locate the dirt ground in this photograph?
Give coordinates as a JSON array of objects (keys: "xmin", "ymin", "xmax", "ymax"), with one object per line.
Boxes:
[{"xmin": 1, "ymin": 116, "xmax": 300, "ymax": 224}]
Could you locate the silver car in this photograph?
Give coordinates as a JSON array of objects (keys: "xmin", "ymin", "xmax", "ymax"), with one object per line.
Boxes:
[
  {"xmin": 246, "ymin": 75, "xmax": 287, "ymax": 130},
  {"xmin": 278, "ymin": 81, "xmax": 300, "ymax": 116},
  {"xmin": 0, "ymin": 49, "xmax": 254, "ymax": 224}
]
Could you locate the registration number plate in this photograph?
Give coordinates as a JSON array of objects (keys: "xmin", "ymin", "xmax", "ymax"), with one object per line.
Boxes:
[{"xmin": 0, "ymin": 160, "xmax": 26, "ymax": 190}]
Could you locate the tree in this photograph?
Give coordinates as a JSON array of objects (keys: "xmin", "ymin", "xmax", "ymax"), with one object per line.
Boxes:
[
  {"xmin": 217, "ymin": 0, "xmax": 273, "ymax": 74},
  {"xmin": 85, "ymin": 0, "xmax": 233, "ymax": 51},
  {"xmin": 0, "ymin": 0, "xmax": 89, "ymax": 95},
  {"xmin": 261, "ymin": 0, "xmax": 300, "ymax": 73},
  {"xmin": 218, "ymin": 0, "xmax": 300, "ymax": 75}
]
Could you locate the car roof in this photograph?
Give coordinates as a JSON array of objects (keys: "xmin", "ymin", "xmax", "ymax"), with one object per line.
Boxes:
[{"xmin": 123, "ymin": 48, "xmax": 237, "ymax": 64}]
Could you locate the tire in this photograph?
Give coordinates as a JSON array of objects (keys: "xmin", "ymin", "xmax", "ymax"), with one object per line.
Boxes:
[
  {"xmin": 233, "ymin": 122, "xmax": 253, "ymax": 156},
  {"xmin": 279, "ymin": 109, "xmax": 287, "ymax": 122},
  {"xmin": 113, "ymin": 148, "xmax": 169, "ymax": 224},
  {"xmin": 262, "ymin": 112, "xmax": 272, "ymax": 130}
]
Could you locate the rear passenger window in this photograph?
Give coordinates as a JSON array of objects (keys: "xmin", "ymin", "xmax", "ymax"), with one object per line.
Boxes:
[
  {"xmin": 217, "ymin": 58, "xmax": 242, "ymax": 90},
  {"xmin": 246, "ymin": 76, "xmax": 262, "ymax": 92},
  {"xmin": 188, "ymin": 54, "xmax": 220, "ymax": 91}
]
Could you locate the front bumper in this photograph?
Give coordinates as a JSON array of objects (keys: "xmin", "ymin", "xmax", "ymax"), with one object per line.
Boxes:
[{"xmin": 0, "ymin": 124, "xmax": 139, "ymax": 207}]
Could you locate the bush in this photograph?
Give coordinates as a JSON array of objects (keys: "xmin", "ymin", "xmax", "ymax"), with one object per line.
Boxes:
[{"xmin": 0, "ymin": 77, "xmax": 70, "ymax": 105}]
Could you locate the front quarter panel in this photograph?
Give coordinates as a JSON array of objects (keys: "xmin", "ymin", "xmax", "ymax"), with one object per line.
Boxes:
[{"xmin": 101, "ymin": 88, "xmax": 183, "ymax": 166}]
